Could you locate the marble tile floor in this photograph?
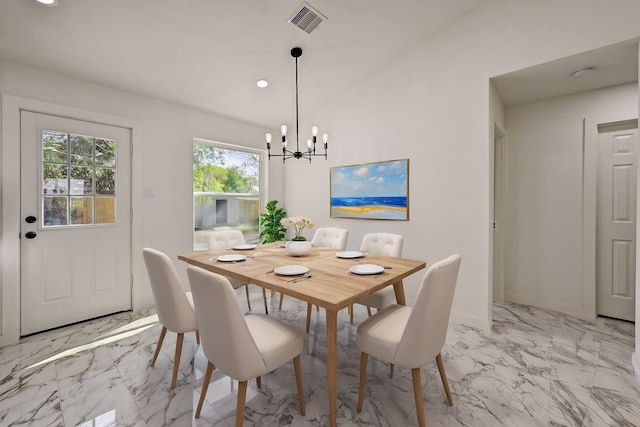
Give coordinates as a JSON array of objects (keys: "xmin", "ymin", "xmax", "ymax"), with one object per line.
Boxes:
[{"xmin": 1, "ymin": 291, "xmax": 639, "ymax": 427}]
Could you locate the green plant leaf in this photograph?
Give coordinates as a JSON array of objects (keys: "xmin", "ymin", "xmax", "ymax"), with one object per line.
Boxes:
[{"xmin": 259, "ymin": 200, "xmax": 287, "ymax": 243}]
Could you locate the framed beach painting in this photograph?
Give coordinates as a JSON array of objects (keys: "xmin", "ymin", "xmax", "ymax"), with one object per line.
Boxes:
[{"xmin": 330, "ymin": 159, "xmax": 409, "ymax": 220}]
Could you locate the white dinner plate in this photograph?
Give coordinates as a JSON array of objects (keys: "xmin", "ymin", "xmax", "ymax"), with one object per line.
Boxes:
[
  {"xmin": 349, "ymin": 264, "xmax": 385, "ymax": 275},
  {"xmin": 232, "ymin": 244, "xmax": 257, "ymax": 250},
  {"xmin": 336, "ymin": 251, "xmax": 364, "ymax": 259},
  {"xmin": 217, "ymin": 254, "xmax": 247, "ymax": 262},
  {"xmin": 274, "ymin": 265, "xmax": 310, "ymax": 276}
]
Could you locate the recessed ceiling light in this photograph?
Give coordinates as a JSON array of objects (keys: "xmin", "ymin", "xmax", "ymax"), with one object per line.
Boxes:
[
  {"xmin": 571, "ymin": 67, "xmax": 594, "ymax": 78},
  {"xmin": 256, "ymin": 79, "xmax": 269, "ymax": 88},
  {"xmin": 35, "ymin": 0, "xmax": 59, "ymax": 6}
]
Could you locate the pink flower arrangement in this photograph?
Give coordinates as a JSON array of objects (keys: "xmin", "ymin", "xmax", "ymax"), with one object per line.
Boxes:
[{"xmin": 280, "ymin": 216, "xmax": 314, "ymax": 241}]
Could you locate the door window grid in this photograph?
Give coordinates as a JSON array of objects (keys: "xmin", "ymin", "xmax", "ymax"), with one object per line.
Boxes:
[{"xmin": 41, "ymin": 129, "xmax": 117, "ymax": 227}]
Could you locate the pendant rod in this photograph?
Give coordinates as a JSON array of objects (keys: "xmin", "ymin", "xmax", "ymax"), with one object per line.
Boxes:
[{"xmin": 295, "ymin": 52, "xmax": 300, "ymax": 154}]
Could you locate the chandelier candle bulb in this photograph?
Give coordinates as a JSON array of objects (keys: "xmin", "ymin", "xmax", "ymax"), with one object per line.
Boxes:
[
  {"xmin": 322, "ymin": 133, "xmax": 329, "ymax": 155},
  {"xmin": 281, "ymin": 125, "xmax": 288, "ymax": 149}
]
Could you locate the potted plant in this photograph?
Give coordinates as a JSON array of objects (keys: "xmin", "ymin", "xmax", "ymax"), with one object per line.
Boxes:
[
  {"xmin": 259, "ymin": 200, "xmax": 287, "ymax": 243},
  {"xmin": 281, "ymin": 216, "xmax": 314, "ymax": 256}
]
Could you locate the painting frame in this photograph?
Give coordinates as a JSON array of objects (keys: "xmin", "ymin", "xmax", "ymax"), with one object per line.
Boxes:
[{"xmin": 330, "ymin": 159, "xmax": 409, "ymax": 220}]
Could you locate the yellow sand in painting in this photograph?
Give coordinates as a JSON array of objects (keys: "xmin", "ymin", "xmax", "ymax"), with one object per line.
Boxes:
[{"xmin": 334, "ymin": 205, "xmax": 407, "ymax": 215}]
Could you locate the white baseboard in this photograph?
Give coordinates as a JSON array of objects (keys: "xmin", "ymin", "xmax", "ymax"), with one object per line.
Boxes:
[
  {"xmin": 505, "ymin": 292, "xmax": 596, "ymax": 321},
  {"xmin": 450, "ymin": 310, "xmax": 491, "ymax": 332}
]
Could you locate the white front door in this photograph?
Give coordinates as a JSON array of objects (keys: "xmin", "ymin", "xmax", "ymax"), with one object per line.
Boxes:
[
  {"xmin": 597, "ymin": 125, "xmax": 638, "ymax": 321},
  {"xmin": 20, "ymin": 111, "xmax": 132, "ymax": 335}
]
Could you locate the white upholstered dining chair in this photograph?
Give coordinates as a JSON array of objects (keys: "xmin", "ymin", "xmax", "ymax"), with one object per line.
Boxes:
[
  {"xmin": 355, "ymin": 233, "xmax": 404, "ymax": 319},
  {"xmin": 142, "ymin": 248, "xmax": 199, "ymax": 389},
  {"xmin": 356, "ymin": 254, "xmax": 461, "ymax": 427},
  {"xmin": 187, "ymin": 266, "xmax": 305, "ymax": 427},
  {"xmin": 310, "ymin": 227, "xmax": 349, "ymax": 250},
  {"xmin": 208, "ymin": 230, "xmax": 269, "ymax": 314}
]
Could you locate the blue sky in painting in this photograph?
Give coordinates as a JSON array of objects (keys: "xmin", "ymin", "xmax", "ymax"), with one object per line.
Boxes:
[{"xmin": 331, "ymin": 160, "xmax": 407, "ymax": 198}]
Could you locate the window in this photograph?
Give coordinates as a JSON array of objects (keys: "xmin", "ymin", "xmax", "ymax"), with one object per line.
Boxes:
[
  {"xmin": 41, "ymin": 129, "xmax": 117, "ymax": 227},
  {"xmin": 193, "ymin": 139, "xmax": 264, "ymax": 250}
]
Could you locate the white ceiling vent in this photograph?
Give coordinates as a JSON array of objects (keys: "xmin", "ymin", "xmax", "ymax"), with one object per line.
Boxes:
[{"xmin": 288, "ymin": 2, "xmax": 327, "ymax": 34}]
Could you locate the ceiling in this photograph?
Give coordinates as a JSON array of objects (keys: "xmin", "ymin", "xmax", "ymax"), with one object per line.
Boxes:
[
  {"xmin": 0, "ymin": 0, "xmax": 637, "ymax": 131},
  {"xmin": 0, "ymin": 0, "xmax": 484, "ymax": 129},
  {"xmin": 492, "ymin": 39, "xmax": 639, "ymax": 107}
]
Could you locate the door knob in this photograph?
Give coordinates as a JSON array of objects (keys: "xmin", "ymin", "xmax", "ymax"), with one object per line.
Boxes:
[
  {"xmin": 25, "ymin": 216, "xmax": 37, "ymax": 223},
  {"xmin": 25, "ymin": 231, "xmax": 37, "ymax": 239}
]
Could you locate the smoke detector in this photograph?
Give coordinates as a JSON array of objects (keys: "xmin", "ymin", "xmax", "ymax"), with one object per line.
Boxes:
[
  {"xmin": 572, "ymin": 67, "xmax": 594, "ymax": 78},
  {"xmin": 288, "ymin": 2, "xmax": 327, "ymax": 34}
]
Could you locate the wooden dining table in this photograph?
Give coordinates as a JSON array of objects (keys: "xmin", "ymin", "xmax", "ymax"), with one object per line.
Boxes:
[{"xmin": 178, "ymin": 242, "xmax": 426, "ymax": 427}]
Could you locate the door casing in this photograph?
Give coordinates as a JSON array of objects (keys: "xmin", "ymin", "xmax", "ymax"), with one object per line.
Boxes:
[
  {"xmin": 595, "ymin": 123, "xmax": 638, "ymax": 320},
  {"xmin": 19, "ymin": 110, "xmax": 133, "ymax": 335},
  {"xmin": 583, "ymin": 112, "xmax": 639, "ymax": 320},
  {"xmin": 1, "ymin": 94, "xmax": 144, "ymax": 347}
]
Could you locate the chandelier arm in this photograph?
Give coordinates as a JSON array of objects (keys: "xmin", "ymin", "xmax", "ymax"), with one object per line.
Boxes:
[{"xmin": 267, "ymin": 149, "xmax": 295, "ymax": 159}]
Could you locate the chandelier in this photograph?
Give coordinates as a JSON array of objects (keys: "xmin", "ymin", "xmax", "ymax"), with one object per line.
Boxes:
[{"xmin": 265, "ymin": 47, "xmax": 329, "ymax": 163}]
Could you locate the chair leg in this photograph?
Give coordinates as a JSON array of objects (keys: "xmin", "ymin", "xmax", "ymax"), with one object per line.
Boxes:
[
  {"xmin": 262, "ymin": 288, "xmax": 268, "ymax": 314},
  {"xmin": 256, "ymin": 376, "xmax": 261, "ymax": 389},
  {"xmin": 244, "ymin": 285, "xmax": 252, "ymax": 311},
  {"xmin": 171, "ymin": 333, "xmax": 184, "ymax": 389},
  {"xmin": 350, "ymin": 305, "xmax": 354, "ymax": 324},
  {"xmin": 411, "ymin": 368, "xmax": 425, "ymax": 427},
  {"xmin": 389, "ymin": 364, "xmax": 394, "ymax": 378},
  {"xmin": 236, "ymin": 380, "xmax": 248, "ymax": 427},
  {"xmin": 316, "ymin": 304, "xmax": 319, "ymax": 312},
  {"xmin": 151, "ymin": 326, "xmax": 167, "ymax": 366},
  {"xmin": 367, "ymin": 306, "xmax": 372, "ymax": 317},
  {"xmin": 436, "ymin": 352, "xmax": 454, "ymax": 406},
  {"xmin": 195, "ymin": 361, "xmax": 214, "ymax": 418},
  {"xmin": 306, "ymin": 302, "xmax": 313, "ymax": 333},
  {"xmin": 293, "ymin": 355, "xmax": 305, "ymax": 416},
  {"xmin": 195, "ymin": 329, "xmax": 200, "ymax": 345},
  {"xmin": 279, "ymin": 293, "xmax": 284, "ymax": 311},
  {"xmin": 357, "ymin": 352, "xmax": 368, "ymax": 412}
]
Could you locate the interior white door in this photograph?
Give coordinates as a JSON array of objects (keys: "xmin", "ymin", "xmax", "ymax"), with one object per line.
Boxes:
[
  {"xmin": 20, "ymin": 111, "xmax": 132, "ymax": 335},
  {"xmin": 597, "ymin": 126, "xmax": 638, "ymax": 321}
]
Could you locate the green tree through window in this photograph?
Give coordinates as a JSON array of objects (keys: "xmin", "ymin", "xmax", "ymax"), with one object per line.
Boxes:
[{"xmin": 193, "ymin": 142, "xmax": 262, "ymax": 250}]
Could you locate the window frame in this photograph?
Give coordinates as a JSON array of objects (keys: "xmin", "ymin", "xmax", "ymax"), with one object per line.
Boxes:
[{"xmin": 192, "ymin": 138, "xmax": 267, "ymax": 250}]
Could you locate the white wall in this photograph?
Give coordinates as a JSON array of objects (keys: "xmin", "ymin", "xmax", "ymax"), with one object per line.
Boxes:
[
  {"xmin": 503, "ymin": 83, "xmax": 638, "ymax": 317},
  {"xmin": 2, "ymin": 0, "xmax": 640, "ymax": 354},
  {"xmin": 0, "ymin": 61, "xmax": 284, "ymax": 345},
  {"xmin": 282, "ymin": 0, "xmax": 640, "ymax": 330}
]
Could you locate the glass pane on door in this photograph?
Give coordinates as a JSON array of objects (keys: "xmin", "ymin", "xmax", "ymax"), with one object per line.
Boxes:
[{"xmin": 41, "ymin": 129, "xmax": 117, "ymax": 227}]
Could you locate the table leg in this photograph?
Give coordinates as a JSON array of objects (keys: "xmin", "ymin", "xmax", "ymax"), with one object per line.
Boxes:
[
  {"xmin": 393, "ymin": 280, "xmax": 406, "ymax": 306},
  {"xmin": 326, "ymin": 309, "xmax": 338, "ymax": 427}
]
